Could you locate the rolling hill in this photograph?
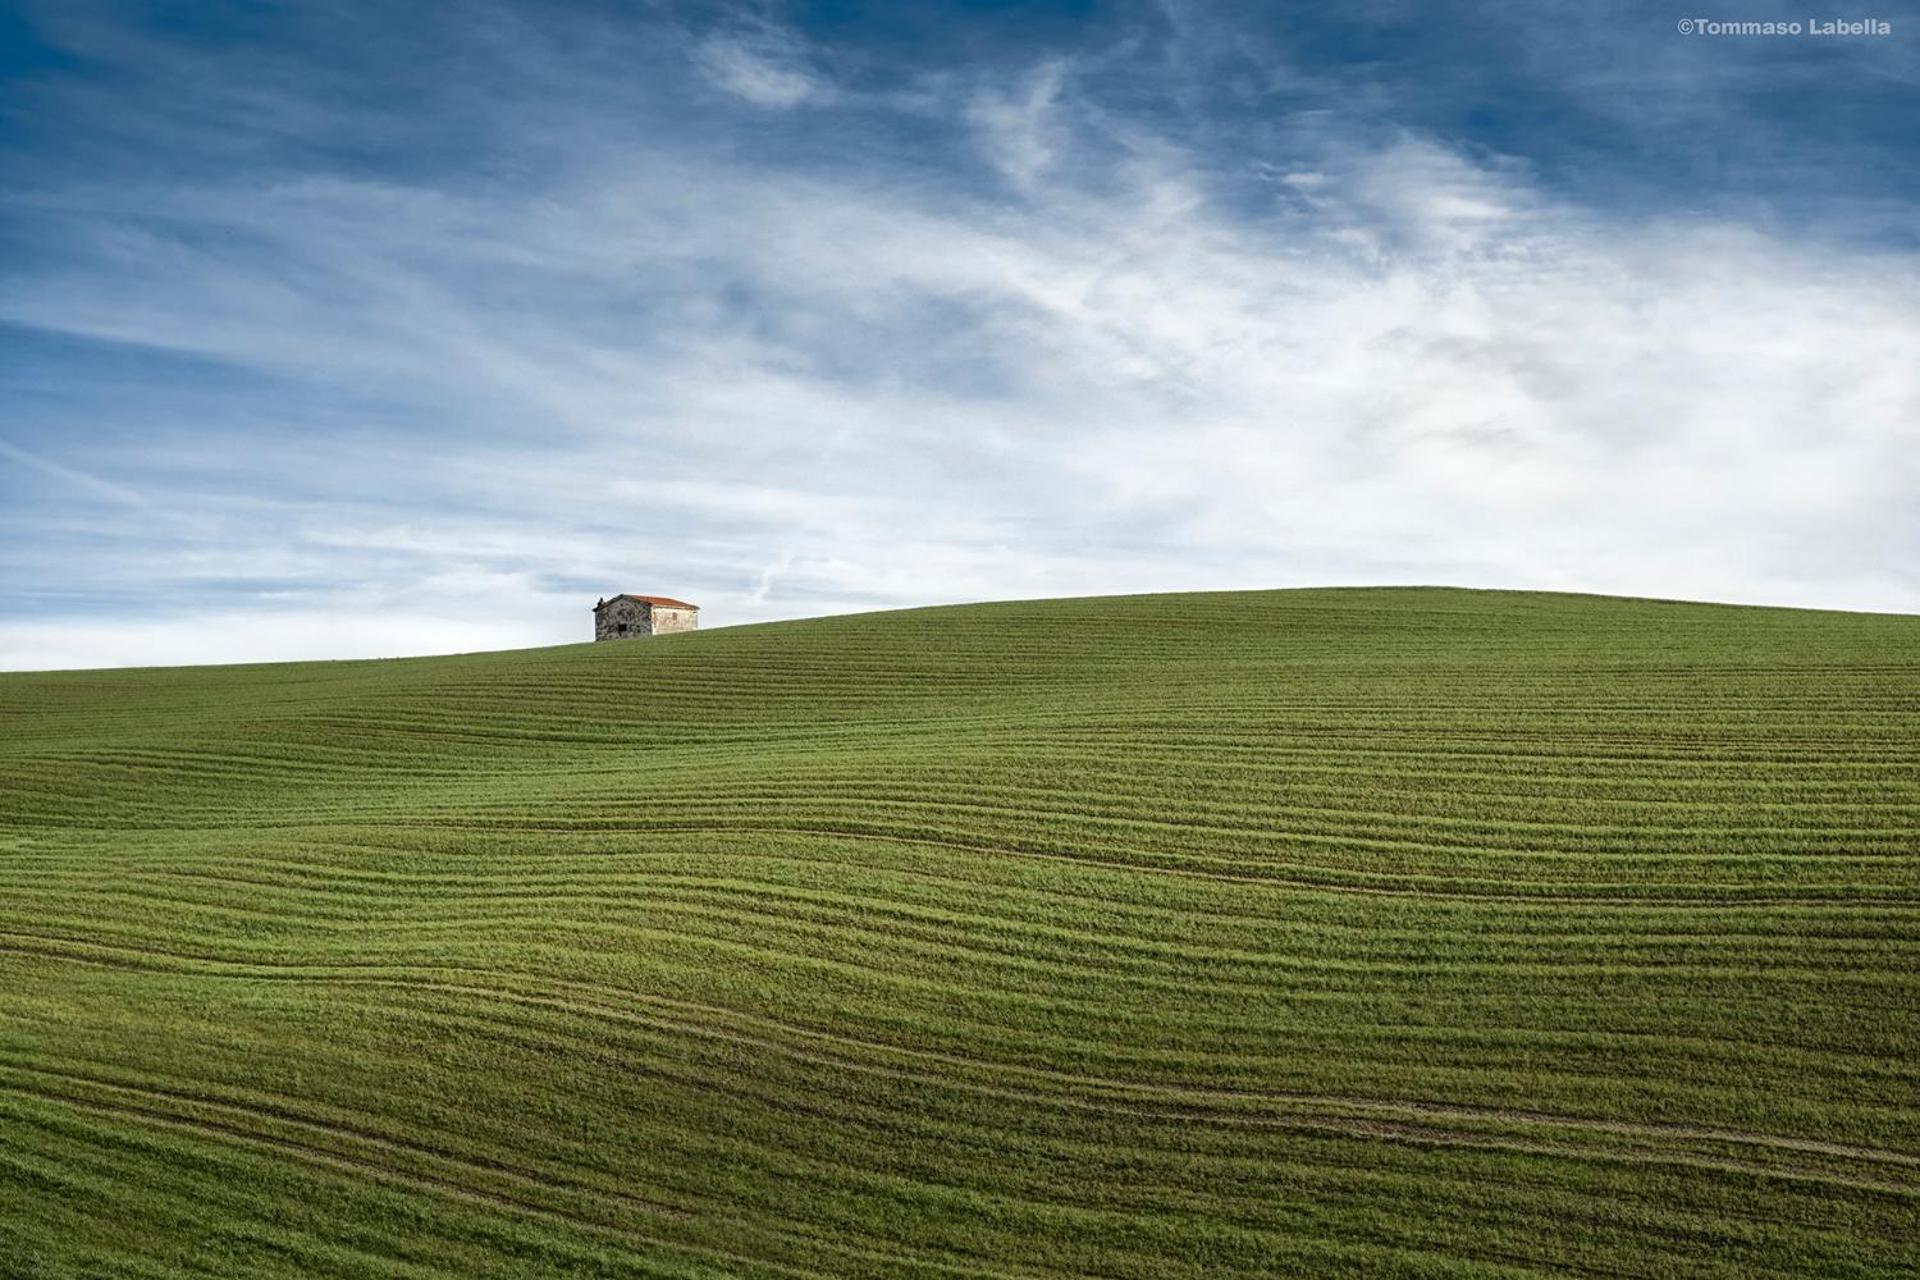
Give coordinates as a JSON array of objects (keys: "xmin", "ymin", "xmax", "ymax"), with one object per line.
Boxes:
[{"xmin": 1, "ymin": 587, "xmax": 1916, "ymax": 1278}]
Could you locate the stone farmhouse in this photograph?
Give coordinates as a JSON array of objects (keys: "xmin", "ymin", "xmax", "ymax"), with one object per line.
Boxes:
[{"xmin": 593, "ymin": 594, "xmax": 699, "ymax": 641}]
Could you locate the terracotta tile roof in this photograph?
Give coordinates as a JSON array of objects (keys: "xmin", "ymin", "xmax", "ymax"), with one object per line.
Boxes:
[{"xmin": 596, "ymin": 594, "xmax": 699, "ymax": 611}]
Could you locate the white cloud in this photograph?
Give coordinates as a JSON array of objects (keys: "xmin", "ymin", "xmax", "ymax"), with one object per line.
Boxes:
[
  {"xmin": 695, "ymin": 32, "xmax": 829, "ymax": 108},
  {"xmin": 967, "ymin": 61, "xmax": 1070, "ymax": 191}
]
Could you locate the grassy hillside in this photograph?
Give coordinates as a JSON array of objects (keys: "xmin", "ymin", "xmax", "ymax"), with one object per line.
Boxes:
[{"xmin": 1, "ymin": 587, "xmax": 1916, "ymax": 1278}]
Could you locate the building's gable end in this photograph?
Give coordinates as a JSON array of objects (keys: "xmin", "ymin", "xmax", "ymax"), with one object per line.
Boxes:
[{"xmin": 649, "ymin": 605, "xmax": 696, "ymax": 635}]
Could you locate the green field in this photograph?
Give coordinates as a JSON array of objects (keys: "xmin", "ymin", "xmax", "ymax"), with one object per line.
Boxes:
[{"xmin": 1, "ymin": 587, "xmax": 1916, "ymax": 1278}]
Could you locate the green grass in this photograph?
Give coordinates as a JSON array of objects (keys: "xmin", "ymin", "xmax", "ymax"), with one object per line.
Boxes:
[{"xmin": 1, "ymin": 586, "xmax": 1916, "ymax": 1278}]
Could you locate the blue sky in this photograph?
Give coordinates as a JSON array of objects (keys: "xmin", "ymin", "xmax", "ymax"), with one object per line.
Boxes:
[{"xmin": 2, "ymin": 0, "xmax": 1916, "ymax": 668}]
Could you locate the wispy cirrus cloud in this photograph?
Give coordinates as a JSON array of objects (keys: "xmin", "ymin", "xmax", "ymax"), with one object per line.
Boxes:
[{"xmin": 697, "ymin": 24, "xmax": 833, "ymax": 108}]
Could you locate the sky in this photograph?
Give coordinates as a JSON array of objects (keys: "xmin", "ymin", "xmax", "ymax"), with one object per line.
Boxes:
[{"xmin": 1, "ymin": 0, "xmax": 1916, "ymax": 669}]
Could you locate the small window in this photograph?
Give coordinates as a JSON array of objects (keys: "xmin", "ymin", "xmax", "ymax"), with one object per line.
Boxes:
[{"xmin": 617, "ymin": 622, "xmax": 629, "ymax": 633}]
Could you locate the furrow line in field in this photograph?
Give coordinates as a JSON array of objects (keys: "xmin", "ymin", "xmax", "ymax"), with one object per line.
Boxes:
[
  {"xmin": 393, "ymin": 778, "xmax": 1920, "ymax": 839},
  {"xmin": 44, "ymin": 872, "xmax": 1920, "ymax": 976},
  {"xmin": 10, "ymin": 827, "xmax": 1917, "ymax": 906},
  {"xmin": 57, "ymin": 853, "xmax": 1920, "ymax": 918},
  {"xmin": 12, "ymin": 889, "xmax": 1914, "ymax": 995},
  {"xmin": 360, "ymin": 814, "xmax": 1920, "ymax": 878}
]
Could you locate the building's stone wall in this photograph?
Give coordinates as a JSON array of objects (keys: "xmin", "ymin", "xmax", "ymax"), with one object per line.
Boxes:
[
  {"xmin": 594, "ymin": 598, "xmax": 653, "ymax": 641},
  {"xmin": 650, "ymin": 606, "xmax": 697, "ymax": 635},
  {"xmin": 593, "ymin": 598, "xmax": 699, "ymax": 641}
]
